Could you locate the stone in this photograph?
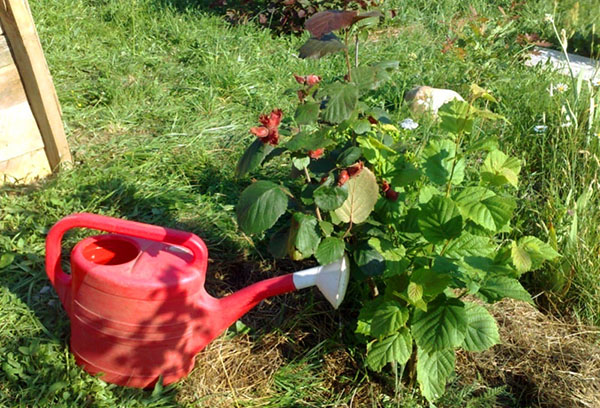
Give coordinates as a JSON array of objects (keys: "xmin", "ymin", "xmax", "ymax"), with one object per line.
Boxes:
[{"xmin": 404, "ymin": 86, "xmax": 465, "ymax": 116}]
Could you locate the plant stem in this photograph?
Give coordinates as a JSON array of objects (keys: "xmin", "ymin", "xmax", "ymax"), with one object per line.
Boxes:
[
  {"xmin": 354, "ymin": 34, "xmax": 359, "ymax": 68},
  {"xmin": 303, "ymin": 166, "xmax": 323, "ymax": 221},
  {"xmin": 445, "ymin": 104, "xmax": 471, "ymax": 197},
  {"xmin": 344, "ymin": 30, "xmax": 352, "ymax": 81}
]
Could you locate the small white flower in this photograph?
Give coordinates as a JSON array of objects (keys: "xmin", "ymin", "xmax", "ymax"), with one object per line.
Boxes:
[
  {"xmin": 592, "ymin": 77, "xmax": 600, "ymax": 87},
  {"xmin": 534, "ymin": 125, "xmax": 548, "ymax": 133},
  {"xmin": 400, "ymin": 118, "xmax": 419, "ymax": 130},
  {"xmin": 544, "ymin": 14, "xmax": 554, "ymax": 23},
  {"xmin": 561, "ymin": 121, "xmax": 573, "ymax": 128},
  {"xmin": 554, "ymin": 83, "xmax": 569, "ymax": 93}
]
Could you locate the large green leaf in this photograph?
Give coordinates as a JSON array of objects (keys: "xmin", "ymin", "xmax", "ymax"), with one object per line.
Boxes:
[
  {"xmin": 511, "ymin": 242, "xmax": 531, "ymax": 274},
  {"xmin": 417, "ymin": 348, "xmax": 455, "ymax": 402},
  {"xmin": 295, "ymin": 102, "xmax": 320, "ymax": 125},
  {"xmin": 299, "ymin": 33, "xmax": 347, "ymax": 59},
  {"xmin": 351, "ymin": 61, "xmax": 399, "ymax": 93},
  {"xmin": 366, "ymin": 329, "xmax": 412, "ymax": 372},
  {"xmin": 337, "ymin": 146, "xmax": 363, "ymax": 167},
  {"xmin": 438, "ymin": 99, "xmax": 473, "ymax": 134},
  {"xmin": 356, "ymin": 297, "xmax": 384, "ymax": 335},
  {"xmin": 322, "ymin": 83, "xmax": 359, "ymax": 124},
  {"xmin": 314, "ymin": 185, "xmax": 348, "ymax": 211},
  {"xmin": 478, "ymin": 276, "xmax": 533, "ymax": 304},
  {"xmin": 285, "ymin": 129, "xmax": 335, "ymax": 152},
  {"xmin": 315, "ymin": 237, "xmax": 345, "ymax": 265},
  {"xmin": 235, "ymin": 139, "xmax": 274, "ymax": 178},
  {"xmin": 454, "ymin": 187, "xmax": 515, "ymax": 232},
  {"xmin": 481, "ymin": 150, "xmax": 521, "ymax": 188},
  {"xmin": 334, "ymin": 167, "xmax": 379, "ymax": 224},
  {"xmin": 236, "ymin": 181, "xmax": 288, "ymax": 234},
  {"xmin": 354, "ymin": 243, "xmax": 385, "ymax": 276},
  {"xmin": 412, "ymin": 296, "xmax": 468, "ymax": 352},
  {"xmin": 418, "ymin": 195, "xmax": 463, "ymax": 244},
  {"xmin": 515, "ymin": 236, "xmax": 560, "ymax": 271},
  {"xmin": 288, "ymin": 213, "xmax": 321, "ymax": 258},
  {"xmin": 461, "ymin": 303, "xmax": 500, "ymax": 352},
  {"xmin": 443, "ymin": 233, "xmax": 494, "ymax": 259},
  {"xmin": 422, "ymin": 139, "xmax": 465, "ymax": 186},
  {"xmin": 370, "ymin": 301, "xmax": 409, "ymax": 338},
  {"xmin": 410, "ymin": 268, "xmax": 451, "ymax": 298}
]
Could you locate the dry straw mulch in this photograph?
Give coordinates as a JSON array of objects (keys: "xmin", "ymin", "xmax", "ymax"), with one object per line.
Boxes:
[{"xmin": 457, "ymin": 299, "xmax": 600, "ymax": 408}]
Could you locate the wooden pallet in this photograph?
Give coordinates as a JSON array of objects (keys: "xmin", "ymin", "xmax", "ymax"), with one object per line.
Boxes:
[{"xmin": 0, "ymin": 0, "xmax": 71, "ymax": 184}]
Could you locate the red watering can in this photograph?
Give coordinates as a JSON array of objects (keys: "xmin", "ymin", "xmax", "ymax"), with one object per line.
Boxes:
[{"xmin": 45, "ymin": 213, "xmax": 349, "ymax": 388}]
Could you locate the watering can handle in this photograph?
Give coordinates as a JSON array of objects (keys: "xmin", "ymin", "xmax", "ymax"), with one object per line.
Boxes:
[{"xmin": 45, "ymin": 213, "xmax": 208, "ymax": 304}]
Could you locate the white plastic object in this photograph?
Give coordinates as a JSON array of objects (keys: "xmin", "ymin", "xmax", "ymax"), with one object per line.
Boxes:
[{"xmin": 292, "ymin": 255, "xmax": 350, "ymax": 309}]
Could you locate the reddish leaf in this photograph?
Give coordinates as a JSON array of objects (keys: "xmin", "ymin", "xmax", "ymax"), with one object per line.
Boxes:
[{"xmin": 305, "ymin": 10, "xmax": 358, "ymax": 38}]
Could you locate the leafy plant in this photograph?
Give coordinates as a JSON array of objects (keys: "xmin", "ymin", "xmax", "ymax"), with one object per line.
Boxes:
[{"xmin": 234, "ymin": 10, "xmax": 560, "ymax": 403}]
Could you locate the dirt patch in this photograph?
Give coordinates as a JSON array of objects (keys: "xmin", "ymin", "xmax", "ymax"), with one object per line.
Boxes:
[{"xmin": 456, "ymin": 299, "xmax": 600, "ymax": 408}]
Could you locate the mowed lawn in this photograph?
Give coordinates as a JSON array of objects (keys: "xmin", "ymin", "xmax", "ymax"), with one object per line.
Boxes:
[{"xmin": 1, "ymin": 0, "xmax": 599, "ymax": 406}]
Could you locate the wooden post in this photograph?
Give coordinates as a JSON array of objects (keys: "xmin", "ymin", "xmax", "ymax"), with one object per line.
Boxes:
[{"xmin": 0, "ymin": 0, "xmax": 71, "ymax": 171}]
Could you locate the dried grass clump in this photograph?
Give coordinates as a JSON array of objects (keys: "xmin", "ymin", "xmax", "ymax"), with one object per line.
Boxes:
[
  {"xmin": 177, "ymin": 333, "xmax": 286, "ymax": 407},
  {"xmin": 457, "ymin": 299, "xmax": 600, "ymax": 408}
]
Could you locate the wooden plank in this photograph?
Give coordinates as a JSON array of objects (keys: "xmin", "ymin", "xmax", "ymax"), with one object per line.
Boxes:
[
  {"xmin": 0, "ymin": 146, "xmax": 51, "ymax": 184},
  {"xmin": 0, "ymin": 0, "xmax": 71, "ymax": 171},
  {"xmin": 0, "ymin": 100, "xmax": 45, "ymax": 162},
  {"xmin": 0, "ymin": 63, "xmax": 25, "ymax": 108},
  {"xmin": 0, "ymin": 34, "xmax": 11, "ymax": 69}
]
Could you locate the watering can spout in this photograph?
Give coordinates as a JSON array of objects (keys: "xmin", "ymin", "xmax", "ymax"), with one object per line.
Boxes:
[{"xmin": 210, "ymin": 256, "xmax": 350, "ymax": 340}]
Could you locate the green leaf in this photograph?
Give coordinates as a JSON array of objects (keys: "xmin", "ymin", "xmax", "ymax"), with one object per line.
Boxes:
[
  {"xmin": 235, "ymin": 139, "xmax": 273, "ymax": 178},
  {"xmin": 422, "ymin": 139, "xmax": 465, "ymax": 186},
  {"xmin": 237, "ymin": 181, "xmax": 288, "ymax": 234},
  {"xmin": 299, "ymin": 33, "xmax": 347, "ymax": 59},
  {"xmin": 418, "ymin": 195, "xmax": 463, "ymax": 244},
  {"xmin": 354, "ymin": 244, "xmax": 385, "ymax": 276},
  {"xmin": 481, "ymin": 150, "xmax": 521, "ymax": 188},
  {"xmin": 438, "ymin": 99, "xmax": 473, "ymax": 134},
  {"xmin": 285, "ymin": 129, "xmax": 335, "ymax": 152},
  {"xmin": 367, "ymin": 329, "xmax": 412, "ymax": 372},
  {"xmin": 292, "ymin": 156, "xmax": 311, "ymax": 170},
  {"xmin": 412, "ymin": 296, "xmax": 467, "ymax": 352},
  {"xmin": 478, "ymin": 276, "xmax": 533, "ymax": 304},
  {"xmin": 351, "ymin": 119, "xmax": 371, "ymax": 134},
  {"xmin": 408, "ymin": 282, "xmax": 424, "ymax": 303},
  {"xmin": 319, "ymin": 220, "xmax": 334, "ymax": 236},
  {"xmin": 0, "ymin": 253, "xmax": 15, "ymax": 269},
  {"xmin": 454, "ymin": 187, "xmax": 515, "ymax": 232},
  {"xmin": 314, "ymin": 185, "xmax": 348, "ymax": 211},
  {"xmin": 356, "ymin": 297, "xmax": 383, "ymax": 335},
  {"xmin": 461, "ymin": 303, "xmax": 500, "ymax": 352},
  {"xmin": 295, "ymin": 102, "xmax": 320, "ymax": 125},
  {"xmin": 417, "ymin": 348, "xmax": 455, "ymax": 402},
  {"xmin": 315, "ymin": 237, "xmax": 345, "ymax": 265},
  {"xmin": 334, "ymin": 167, "xmax": 379, "ymax": 224},
  {"xmin": 337, "ymin": 146, "xmax": 363, "ymax": 167},
  {"xmin": 511, "ymin": 242, "xmax": 532, "ymax": 274},
  {"xmin": 289, "ymin": 213, "xmax": 321, "ymax": 258},
  {"xmin": 322, "ymin": 82, "xmax": 359, "ymax": 124},
  {"xmin": 367, "ymin": 237, "xmax": 405, "ymax": 261},
  {"xmin": 516, "ymin": 236, "xmax": 561, "ymax": 270},
  {"xmin": 390, "ymin": 158, "xmax": 421, "ymax": 187},
  {"xmin": 470, "ymin": 83, "xmax": 497, "ymax": 103},
  {"xmin": 370, "ymin": 301, "xmax": 409, "ymax": 338},
  {"xmin": 443, "ymin": 233, "xmax": 494, "ymax": 259},
  {"xmin": 268, "ymin": 228, "xmax": 290, "ymax": 259},
  {"xmin": 410, "ymin": 268, "xmax": 451, "ymax": 298}
]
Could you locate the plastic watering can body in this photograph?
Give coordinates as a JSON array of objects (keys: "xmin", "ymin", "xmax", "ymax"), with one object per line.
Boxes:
[{"xmin": 45, "ymin": 213, "xmax": 347, "ymax": 388}]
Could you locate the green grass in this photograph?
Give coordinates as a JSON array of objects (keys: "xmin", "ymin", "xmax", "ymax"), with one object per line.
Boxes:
[{"xmin": 1, "ymin": 0, "xmax": 599, "ymax": 406}]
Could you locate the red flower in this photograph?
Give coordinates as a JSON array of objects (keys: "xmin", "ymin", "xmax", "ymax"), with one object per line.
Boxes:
[
  {"xmin": 337, "ymin": 169, "xmax": 349, "ymax": 186},
  {"xmin": 308, "ymin": 148, "xmax": 324, "ymax": 159},
  {"xmin": 367, "ymin": 116, "xmax": 378, "ymax": 125},
  {"xmin": 251, "ymin": 108, "xmax": 282, "ymax": 146},
  {"xmin": 347, "ymin": 161, "xmax": 364, "ymax": 178},
  {"xmin": 385, "ymin": 189, "xmax": 399, "ymax": 201},
  {"xmin": 297, "ymin": 89, "xmax": 306, "ymax": 102},
  {"xmin": 306, "ymin": 75, "xmax": 321, "ymax": 86},
  {"xmin": 381, "ymin": 180, "xmax": 390, "ymax": 193},
  {"xmin": 293, "ymin": 74, "xmax": 306, "ymax": 84}
]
